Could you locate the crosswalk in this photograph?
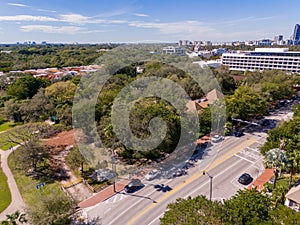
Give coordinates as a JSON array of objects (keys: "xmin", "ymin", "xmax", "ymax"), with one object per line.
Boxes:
[
  {"xmin": 234, "ymin": 144, "xmax": 262, "ymax": 163},
  {"xmin": 103, "ymin": 193, "xmax": 127, "ymax": 204}
]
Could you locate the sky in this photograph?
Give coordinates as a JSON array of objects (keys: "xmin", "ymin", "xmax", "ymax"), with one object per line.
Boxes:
[{"xmin": 0, "ymin": 0, "xmax": 299, "ymax": 44}]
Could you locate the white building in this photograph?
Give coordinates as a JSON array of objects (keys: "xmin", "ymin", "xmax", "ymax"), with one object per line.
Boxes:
[
  {"xmin": 221, "ymin": 48, "xmax": 300, "ymax": 73},
  {"xmin": 193, "ymin": 60, "xmax": 221, "ymax": 68},
  {"xmin": 285, "ymin": 184, "xmax": 300, "ymax": 212},
  {"xmin": 162, "ymin": 46, "xmax": 186, "ymax": 56}
]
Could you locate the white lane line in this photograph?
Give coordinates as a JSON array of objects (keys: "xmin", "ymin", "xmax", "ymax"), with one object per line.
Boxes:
[
  {"xmin": 246, "ymin": 147, "xmax": 260, "ymax": 152},
  {"xmin": 107, "ymin": 188, "xmax": 159, "ymax": 225},
  {"xmin": 242, "ymin": 151, "xmax": 260, "ymax": 160},
  {"xmin": 184, "ymin": 158, "xmax": 242, "ymax": 198},
  {"xmin": 234, "ymin": 154, "xmax": 256, "ymax": 163},
  {"xmin": 231, "ymin": 154, "xmax": 264, "ymax": 187},
  {"xmin": 104, "ymin": 207, "xmax": 112, "ymax": 214},
  {"xmin": 112, "ymin": 195, "xmax": 118, "ymax": 203},
  {"xmin": 120, "ymin": 194, "xmax": 126, "ymax": 201},
  {"xmin": 148, "ymin": 212, "xmax": 165, "ymax": 225}
]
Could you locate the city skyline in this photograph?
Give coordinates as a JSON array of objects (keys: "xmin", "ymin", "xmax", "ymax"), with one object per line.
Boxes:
[{"xmin": 0, "ymin": 0, "xmax": 299, "ymax": 43}]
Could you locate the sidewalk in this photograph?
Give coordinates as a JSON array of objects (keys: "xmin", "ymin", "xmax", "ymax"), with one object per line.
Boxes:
[
  {"xmin": 249, "ymin": 168, "xmax": 273, "ymax": 191},
  {"xmin": 0, "ymin": 147, "xmax": 25, "ymax": 221},
  {"xmin": 78, "ymin": 180, "xmax": 127, "ymax": 208}
]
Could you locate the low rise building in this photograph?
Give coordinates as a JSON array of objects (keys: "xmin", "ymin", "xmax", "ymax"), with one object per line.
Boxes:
[
  {"xmin": 162, "ymin": 46, "xmax": 186, "ymax": 56},
  {"xmin": 222, "ymin": 48, "xmax": 300, "ymax": 73},
  {"xmin": 285, "ymin": 183, "xmax": 300, "ymax": 212}
]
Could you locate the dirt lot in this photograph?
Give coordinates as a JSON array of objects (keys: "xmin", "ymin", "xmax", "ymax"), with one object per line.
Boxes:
[
  {"xmin": 43, "ymin": 130, "xmax": 76, "ymax": 147},
  {"xmin": 43, "ymin": 130, "xmax": 92, "ymax": 202}
]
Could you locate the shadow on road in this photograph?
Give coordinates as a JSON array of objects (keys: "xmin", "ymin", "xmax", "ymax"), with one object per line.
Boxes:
[{"xmin": 120, "ymin": 191, "xmax": 157, "ymax": 203}]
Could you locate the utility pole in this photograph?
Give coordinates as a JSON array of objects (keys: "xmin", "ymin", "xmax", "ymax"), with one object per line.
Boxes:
[
  {"xmin": 203, "ymin": 171, "xmax": 213, "ymax": 201},
  {"xmin": 112, "ymin": 155, "xmax": 116, "ymax": 193}
]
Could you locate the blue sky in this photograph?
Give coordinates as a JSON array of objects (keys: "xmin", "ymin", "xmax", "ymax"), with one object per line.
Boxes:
[{"xmin": 0, "ymin": 0, "xmax": 299, "ymax": 43}]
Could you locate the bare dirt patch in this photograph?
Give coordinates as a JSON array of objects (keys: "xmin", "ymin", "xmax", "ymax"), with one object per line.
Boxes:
[{"xmin": 43, "ymin": 130, "xmax": 92, "ymax": 202}]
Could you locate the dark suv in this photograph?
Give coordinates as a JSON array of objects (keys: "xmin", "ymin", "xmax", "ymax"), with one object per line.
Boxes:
[
  {"xmin": 238, "ymin": 173, "xmax": 252, "ymax": 185},
  {"xmin": 124, "ymin": 179, "xmax": 143, "ymax": 193}
]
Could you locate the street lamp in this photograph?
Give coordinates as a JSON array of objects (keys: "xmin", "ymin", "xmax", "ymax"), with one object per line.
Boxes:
[
  {"xmin": 111, "ymin": 155, "xmax": 116, "ymax": 193},
  {"xmin": 203, "ymin": 171, "xmax": 213, "ymax": 201}
]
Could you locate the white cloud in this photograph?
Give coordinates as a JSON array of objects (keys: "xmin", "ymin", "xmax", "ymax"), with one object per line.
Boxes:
[
  {"xmin": 7, "ymin": 3, "xmax": 29, "ymax": 7},
  {"xmin": 20, "ymin": 25, "xmax": 111, "ymax": 34},
  {"xmin": 37, "ymin": 9, "xmax": 57, "ymax": 13},
  {"xmin": 0, "ymin": 15, "xmax": 58, "ymax": 22},
  {"xmin": 60, "ymin": 14, "xmax": 93, "ymax": 24},
  {"xmin": 59, "ymin": 13, "xmax": 127, "ymax": 25},
  {"xmin": 129, "ymin": 20, "xmax": 215, "ymax": 36},
  {"xmin": 133, "ymin": 13, "xmax": 149, "ymax": 17},
  {"xmin": 20, "ymin": 25, "xmax": 84, "ymax": 34},
  {"xmin": 219, "ymin": 16, "xmax": 276, "ymax": 27}
]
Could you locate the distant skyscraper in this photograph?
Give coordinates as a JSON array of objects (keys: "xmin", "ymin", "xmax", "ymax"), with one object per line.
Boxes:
[
  {"xmin": 292, "ymin": 24, "xmax": 300, "ymax": 45},
  {"xmin": 274, "ymin": 35, "xmax": 283, "ymax": 42}
]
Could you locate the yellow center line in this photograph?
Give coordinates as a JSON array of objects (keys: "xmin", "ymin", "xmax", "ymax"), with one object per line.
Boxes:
[{"xmin": 126, "ymin": 138, "xmax": 257, "ymax": 225}]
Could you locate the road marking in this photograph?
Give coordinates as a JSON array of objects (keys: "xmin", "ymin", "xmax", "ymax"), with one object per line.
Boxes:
[
  {"xmin": 231, "ymin": 153, "xmax": 264, "ymax": 188},
  {"xmin": 206, "ymin": 138, "xmax": 256, "ymax": 170},
  {"xmin": 234, "ymin": 154, "xmax": 256, "ymax": 163},
  {"xmin": 184, "ymin": 158, "xmax": 242, "ymax": 198},
  {"xmin": 126, "ymin": 138, "xmax": 256, "ymax": 225},
  {"xmin": 148, "ymin": 212, "xmax": 165, "ymax": 225},
  {"xmin": 104, "ymin": 207, "xmax": 111, "ymax": 214},
  {"xmin": 246, "ymin": 147, "xmax": 259, "ymax": 152},
  {"xmin": 107, "ymin": 188, "xmax": 158, "ymax": 225}
]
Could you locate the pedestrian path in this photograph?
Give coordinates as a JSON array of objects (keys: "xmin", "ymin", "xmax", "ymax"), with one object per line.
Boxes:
[
  {"xmin": 0, "ymin": 146, "xmax": 25, "ymax": 221},
  {"xmin": 78, "ymin": 181, "xmax": 127, "ymax": 209}
]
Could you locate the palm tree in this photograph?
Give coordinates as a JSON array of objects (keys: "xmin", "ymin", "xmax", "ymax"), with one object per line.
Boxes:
[
  {"xmin": 264, "ymin": 148, "xmax": 289, "ymax": 189},
  {"xmin": 288, "ymin": 149, "xmax": 300, "ymax": 185},
  {"xmin": 1, "ymin": 211, "xmax": 27, "ymax": 225}
]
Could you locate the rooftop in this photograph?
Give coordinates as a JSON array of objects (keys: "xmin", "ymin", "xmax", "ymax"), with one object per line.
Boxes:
[{"xmin": 285, "ymin": 183, "xmax": 300, "ymax": 203}]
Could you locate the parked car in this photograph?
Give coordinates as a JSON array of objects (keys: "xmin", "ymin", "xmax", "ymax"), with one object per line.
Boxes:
[
  {"xmin": 238, "ymin": 173, "xmax": 252, "ymax": 185},
  {"xmin": 175, "ymin": 169, "xmax": 187, "ymax": 177},
  {"xmin": 233, "ymin": 130, "xmax": 244, "ymax": 137},
  {"xmin": 124, "ymin": 179, "xmax": 143, "ymax": 193},
  {"xmin": 145, "ymin": 169, "xmax": 161, "ymax": 181},
  {"xmin": 260, "ymin": 119, "xmax": 270, "ymax": 126},
  {"xmin": 211, "ymin": 135, "xmax": 223, "ymax": 143},
  {"xmin": 164, "ymin": 167, "xmax": 177, "ymax": 179}
]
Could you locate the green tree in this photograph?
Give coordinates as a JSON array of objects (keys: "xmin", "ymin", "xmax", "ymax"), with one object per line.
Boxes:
[
  {"xmin": 160, "ymin": 196, "xmax": 226, "ymax": 225},
  {"xmin": 224, "ymin": 189, "xmax": 272, "ymax": 225},
  {"xmin": 45, "ymin": 81, "xmax": 77, "ymax": 125},
  {"xmin": 45, "ymin": 81, "xmax": 77, "ymax": 108},
  {"xmin": 0, "ymin": 211, "xmax": 27, "ymax": 225},
  {"xmin": 226, "ymin": 85, "xmax": 267, "ymax": 120},
  {"xmin": 6, "ymin": 76, "xmax": 49, "ymax": 100},
  {"xmin": 20, "ymin": 88, "xmax": 54, "ymax": 122},
  {"xmin": 26, "ymin": 191, "xmax": 75, "ymax": 225},
  {"xmin": 264, "ymin": 148, "xmax": 289, "ymax": 188},
  {"xmin": 4, "ymin": 99, "xmax": 23, "ymax": 122},
  {"xmin": 270, "ymin": 204, "xmax": 300, "ymax": 225}
]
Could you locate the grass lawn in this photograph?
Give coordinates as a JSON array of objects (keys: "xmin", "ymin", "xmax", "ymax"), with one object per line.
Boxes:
[
  {"xmin": 7, "ymin": 150, "xmax": 66, "ymax": 210},
  {"xmin": 0, "ymin": 122, "xmax": 20, "ymax": 132},
  {"xmin": 0, "ymin": 123, "xmax": 34, "ymax": 151},
  {"xmin": 0, "ymin": 156, "xmax": 12, "ymax": 213}
]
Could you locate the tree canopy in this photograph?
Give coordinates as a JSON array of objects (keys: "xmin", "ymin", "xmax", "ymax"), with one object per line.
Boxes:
[
  {"xmin": 226, "ymin": 85, "xmax": 267, "ymax": 120},
  {"xmin": 6, "ymin": 76, "xmax": 49, "ymax": 100},
  {"xmin": 160, "ymin": 189, "xmax": 300, "ymax": 225}
]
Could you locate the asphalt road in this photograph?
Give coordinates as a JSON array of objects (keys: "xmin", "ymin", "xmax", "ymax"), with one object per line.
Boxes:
[
  {"xmin": 84, "ymin": 132, "xmax": 266, "ymax": 225},
  {"xmin": 81, "ymin": 99, "xmax": 297, "ymax": 225}
]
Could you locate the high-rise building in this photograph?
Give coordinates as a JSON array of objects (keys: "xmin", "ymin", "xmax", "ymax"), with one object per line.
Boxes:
[
  {"xmin": 274, "ymin": 35, "xmax": 283, "ymax": 42},
  {"xmin": 292, "ymin": 24, "xmax": 300, "ymax": 45}
]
